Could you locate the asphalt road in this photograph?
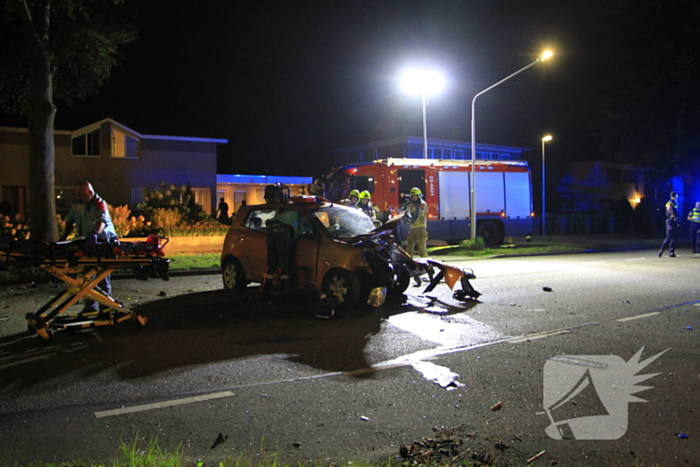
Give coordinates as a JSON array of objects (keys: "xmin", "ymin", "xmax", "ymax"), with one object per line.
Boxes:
[{"xmin": 0, "ymin": 249, "xmax": 698, "ymax": 466}]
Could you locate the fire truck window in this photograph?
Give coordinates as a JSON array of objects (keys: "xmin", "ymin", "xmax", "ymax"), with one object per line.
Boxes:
[
  {"xmin": 349, "ymin": 175, "xmax": 374, "ymax": 194},
  {"xmin": 398, "ymin": 170, "xmax": 426, "ymax": 199}
]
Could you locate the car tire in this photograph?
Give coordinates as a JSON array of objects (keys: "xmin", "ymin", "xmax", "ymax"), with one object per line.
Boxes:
[
  {"xmin": 222, "ymin": 256, "xmax": 246, "ymax": 291},
  {"xmin": 322, "ymin": 268, "xmax": 360, "ymax": 309}
]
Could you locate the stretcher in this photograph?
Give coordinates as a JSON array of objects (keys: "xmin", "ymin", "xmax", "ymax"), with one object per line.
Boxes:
[{"xmin": 0, "ymin": 235, "xmax": 170, "ymax": 341}]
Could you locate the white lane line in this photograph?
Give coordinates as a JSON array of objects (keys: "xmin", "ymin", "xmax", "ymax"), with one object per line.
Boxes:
[
  {"xmin": 616, "ymin": 312, "xmax": 660, "ymax": 322},
  {"xmin": 508, "ymin": 330, "xmax": 570, "ymax": 344},
  {"xmin": 95, "ymin": 391, "xmax": 235, "ymax": 418}
]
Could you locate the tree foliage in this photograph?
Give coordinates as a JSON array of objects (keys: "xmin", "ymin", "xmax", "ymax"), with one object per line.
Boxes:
[{"xmin": 0, "ymin": 0, "xmax": 136, "ymax": 242}]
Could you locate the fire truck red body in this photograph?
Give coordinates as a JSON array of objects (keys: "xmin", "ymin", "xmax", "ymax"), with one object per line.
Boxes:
[{"xmin": 329, "ymin": 158, "xmax": 534, "ymax": 245}]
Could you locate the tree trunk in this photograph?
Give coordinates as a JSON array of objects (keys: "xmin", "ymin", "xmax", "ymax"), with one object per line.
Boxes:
[{"xmin": 22, "ymin": 0, "xmax": 58, "ymax": 243}]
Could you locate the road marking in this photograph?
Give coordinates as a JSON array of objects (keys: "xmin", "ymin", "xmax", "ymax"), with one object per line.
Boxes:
[
  {"xmin": 95, "ymin": 391, "xmax": 235, "ymax": 418},
  {"xmin": 624, "ymin": 257, "xmax": 647, "ymax": 261},
  {"xmin": 508, "ymin": 330, "xmax": 570, "ymax": 344},
  {"xmin": 616, "ymin": 312, "xmax": 660, "ymax": 322}
]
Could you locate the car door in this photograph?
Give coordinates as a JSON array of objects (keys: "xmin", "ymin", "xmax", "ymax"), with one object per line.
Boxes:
[
  {"xmin": 236, "ymin": 207, "xmax": 276, "ymax": 281},
  {"xmin": 293, "ymin": 211, "xmax": 320, "ymax": 290}
]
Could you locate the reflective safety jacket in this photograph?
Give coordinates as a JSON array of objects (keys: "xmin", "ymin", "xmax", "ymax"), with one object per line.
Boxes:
[
  {"xmin": 408, "ymin": 198, "xmax": 428, "ymax": 229},
  {"xmin": 688, "ymin": 207, "xmax": 700, "ymax": 223},
  {"xmin": 666, "ymin": 199, "xmax": 678, "ymax": 219}
]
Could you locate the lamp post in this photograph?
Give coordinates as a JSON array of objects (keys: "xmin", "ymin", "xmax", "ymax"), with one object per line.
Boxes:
[
  {"xmin": 470, "ymin": 50, "xmax": 553, "ymax": 241},
  {"xmin": 541, "ymin": 135, "xmax": 552, "ymax": 235},
  {"xmin": 400, "ymin": 69, "xmax": 445, "ymax": 159}
]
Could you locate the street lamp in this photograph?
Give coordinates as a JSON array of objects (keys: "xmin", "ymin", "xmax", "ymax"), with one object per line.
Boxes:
[
  {"xmin": 541, "ymin": 135, "xmax": 552, "ymax": 235},
  {"xmin": 400, "ymin": 68, "xmax": 446, "ymax": 159},
  {"xmin": 470, "ymin": 50, "xmax": 553, "ymax": 241}
]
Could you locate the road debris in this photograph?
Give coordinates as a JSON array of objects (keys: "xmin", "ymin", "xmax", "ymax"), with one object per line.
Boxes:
[
  {"xmin": 360, "ymin": 415, "xmax": 370, "ymax": 421},
  {"xmin": 490, "ymin": 401, "xmax": 502, "ymax": 411},
  {"xmin": 675, "ymin": 433, "xmax": 689, "ymax": 439},
  {"xmin": 527, "ymin": 450, "xmax": 546, "ymax": 464},
  {"xmin": 399, "ymin": 425, "xmax": 479, "ymax": 465},
  {"xmin": 210, "ymin": 432, "xmax": 227, "ymax": 449},
  {"xmin": 542, "ymin": 287, "xmax": 553, "ymax": 292}
]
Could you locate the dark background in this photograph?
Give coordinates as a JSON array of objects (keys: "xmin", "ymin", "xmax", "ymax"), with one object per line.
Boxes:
[{"xmin": 3, "ymin": 0, "xmax": 699, "ymax": 184}]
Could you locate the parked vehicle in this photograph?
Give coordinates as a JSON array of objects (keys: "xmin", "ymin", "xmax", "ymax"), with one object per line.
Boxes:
[
  {"xmin": 220, "ymin": 194, "xmax": 480, "ymax": 308},
  {"xmin": 327, "ymin": 158, "xmax": 534, "ymax": 246}
]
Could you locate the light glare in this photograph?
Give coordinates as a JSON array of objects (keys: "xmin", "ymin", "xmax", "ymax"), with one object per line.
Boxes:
[
  {"xmin": 542, "ymin": 135, "xmax": 553, "ymax": 142},
  {"xmin": 400, "ymin": 69, "xmax": 445, "ymax": 96},
  {"xmin": 541, "ymin": 50, "xmax": 553, "ymax": 60}
]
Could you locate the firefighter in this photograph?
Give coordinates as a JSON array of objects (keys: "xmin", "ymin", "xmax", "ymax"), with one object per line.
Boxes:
[
  {"xmin": 406, "ymin": 187, "xmax": 428, "ymax": 258},
  {"xmin": 261, "ymin": 208, "xmax": 301, "ymax": 296},
  {"xmin": 341, "ymin": 189, "xmax": 360, "ymax": 207},
  {"xmin": 356, "ymin": 190, "xmax": 377, "ymax": 222},
  {"xmin": 687, "ymin": 201, "xmax": 700, "ymax": 253},
  {"xmin": 658, "ymin": 191, "xmax": 679, "ymax": 258}
]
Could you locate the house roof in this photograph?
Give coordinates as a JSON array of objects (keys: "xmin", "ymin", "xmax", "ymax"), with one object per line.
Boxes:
[{"xmin": 72, "ymin": 118, "xmax": 228, "ymax": 144}]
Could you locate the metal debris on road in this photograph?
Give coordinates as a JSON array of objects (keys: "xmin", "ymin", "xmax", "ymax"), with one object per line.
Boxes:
[{"xmin": 526, "ymin": 450, "xmax": 546, "ymax": 464}]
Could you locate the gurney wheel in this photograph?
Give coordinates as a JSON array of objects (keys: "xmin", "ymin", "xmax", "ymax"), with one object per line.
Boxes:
[{"xmin": 35, "ymin": 328, "xmax": 53, "ymax": 343}]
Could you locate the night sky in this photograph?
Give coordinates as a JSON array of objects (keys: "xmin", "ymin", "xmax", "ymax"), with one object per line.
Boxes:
[{"xmin": 4, "ymin": 0, "xmax": 699, "ymax": 181}]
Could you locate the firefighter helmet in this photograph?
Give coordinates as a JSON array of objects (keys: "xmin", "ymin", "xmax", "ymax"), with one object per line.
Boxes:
[
  {"xmin": 410, "ymin": 187, "xmax": 423, "ymax": 197},
  {"xmin": 349, "ymin": 189, "xmax": 360, "ymax": 199},
  {"xmin": 359, "ymin": 190, "xmax": 372, "ymax": 200}
]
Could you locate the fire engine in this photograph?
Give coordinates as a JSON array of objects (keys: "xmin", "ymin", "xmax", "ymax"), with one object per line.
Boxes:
[{"xmin": 327, "ymin": 158, "xmax": 534, "ymax": 245}]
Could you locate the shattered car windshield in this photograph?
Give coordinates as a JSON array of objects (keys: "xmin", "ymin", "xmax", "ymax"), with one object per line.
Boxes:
[{"xmin": 311, "ymin": 206, "xmax": 376, "ymax": 237}]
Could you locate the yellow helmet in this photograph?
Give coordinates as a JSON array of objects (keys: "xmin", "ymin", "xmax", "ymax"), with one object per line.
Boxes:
[
  {"xmin": 349, "ymin": 189, "xmax": 360, "ymax": 199},
  {"xmin": 410, "ymin": 187, "xmax": 422, "ymax": 197},
  {"xmin": 359, "ymin": 190, "xmax": 371, "ymax": 200}
]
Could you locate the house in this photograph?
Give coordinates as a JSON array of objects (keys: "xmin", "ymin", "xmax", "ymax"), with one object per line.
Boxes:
[
  {"xmin": 327, "ymin": 135, "xmax": 530, "ymax": 166},
  {"xmin": 556, "ymin": 161, "xmax": 647, "ymax": 212},
  {"xmin": 216, "ymin": 174, "xmax": 313, "ymax": 214},
  {"xmin": 1, "ymin": 118, "xmax": 227, "ymax": 217}
]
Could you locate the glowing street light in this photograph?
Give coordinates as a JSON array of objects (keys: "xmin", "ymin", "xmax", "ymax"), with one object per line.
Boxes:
[
  {"xmin": 470, "ymin": 50, "xmax": 553, "ymax": 241},
  {"xmin": 400, "ymin": 68, "xmax": 446, "ymax": 159},
  {"xmin": 541, "ymin": 134, "xmax": 553, "ymax": 235}
]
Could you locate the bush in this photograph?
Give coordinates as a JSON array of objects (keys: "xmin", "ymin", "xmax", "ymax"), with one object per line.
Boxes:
[
  {"xmin": 1, "ymin": 214, "xmax": 30, "ymax": 240},
  {"xmin": 458, "ymin": 237, "xmax": 485, "ymax": 250},
  {"xmin": 108, "ymin": 204, "xmax": 132, "ymax": 237},
  {"xmin": 150, "ymin": 208, "xmax": 183, "ymax": 230},
  {"xmin": 138, "ymin": 182, "xmax": 209, "ymax": 225}
]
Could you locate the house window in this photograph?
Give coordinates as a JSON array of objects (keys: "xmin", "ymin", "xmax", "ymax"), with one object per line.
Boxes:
[
  {"xmin": 443, "ymin": 149, "xmax": 452, "ymax": 159},
  {"xmin": 501, "ymin": 153, "xmax": 510, "ymax": 160},
  {"xmin": 480, "ymin": 152, "xmax": 491, "ymax": 160},
  {"xmin": 72, "ymin": 129, "xmax": 100, "ymax": 156},
  {"xmin": 454, "ymin": 149, "xmax": 464, "ymax": 160},
  {"xmin": 131, "ymin": 187, "xmax": 146, "ymax": 206},
  {"xmin": 112, "ymin": 128, "xmax": 140, "ymax": 158},
  {"xmin": 358, "ymin": 151, "xmax": 365, "ymax": 162},
  {"xmin": 371, "ymin": 149, "xmax": 379, "ymax": 160}
]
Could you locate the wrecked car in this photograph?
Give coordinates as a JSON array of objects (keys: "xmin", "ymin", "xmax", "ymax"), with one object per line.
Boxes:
[{"xmin": 221, "ymin": 195, "xmax": 479, "ymax": 308}]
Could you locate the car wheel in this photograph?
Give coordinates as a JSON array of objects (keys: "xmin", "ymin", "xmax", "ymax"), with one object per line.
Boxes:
[
  {"xmin": 222, "ymin": 256, "xmax": 246, "ymax": 290},
  {"xmin": 389, "ymin": 265, "xmax": 410, "ymax": 296},
  {"xmin": 476, "ymin": 221, "xmax": 502, "ymax": 247},
  {"xmin": 322, "ymin": 268, "xmax": 360, "ymax": 309}
]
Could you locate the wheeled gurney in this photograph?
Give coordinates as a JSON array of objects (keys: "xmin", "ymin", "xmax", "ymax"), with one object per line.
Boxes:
[{"xmin": 0, "ymin": 236, "xmax": 170, "ymax": 341}]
